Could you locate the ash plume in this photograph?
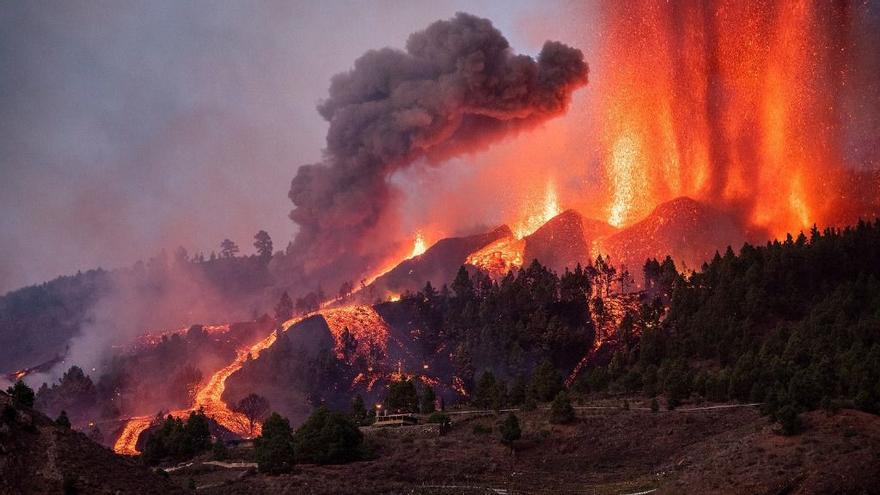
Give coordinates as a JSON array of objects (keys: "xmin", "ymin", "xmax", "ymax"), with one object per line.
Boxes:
[{"xmin": 287, "ymin": 12, "xmax": 588, "ymax": 276}]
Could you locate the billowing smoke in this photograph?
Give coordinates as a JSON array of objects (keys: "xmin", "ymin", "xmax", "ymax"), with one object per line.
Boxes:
[{"xmin": 287, "ymin": 13, "xmax": 588, "ymax": 277}]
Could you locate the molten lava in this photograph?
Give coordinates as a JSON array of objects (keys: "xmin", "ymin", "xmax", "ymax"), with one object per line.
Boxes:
[
  {"xmin": 321, "ymin": 305, "xmax": 390, "ymax": 365},
  {"xmin": 513, "ymin": 180, "xmax": 560, "ymax": 239},
  {"xmin": 465, "ymin": 236, "xmax": 525, "ymax": 279},
  {"xmin": 113, "ymin": 316, "xmax": 307, "ymax": 455},
  {"xmin": 410, "ymin": 232, "xmax": 428, "ymax": 258},
  {"xmin": 593, "ymin": 1, "xmax": 873, "ymax": 236}
]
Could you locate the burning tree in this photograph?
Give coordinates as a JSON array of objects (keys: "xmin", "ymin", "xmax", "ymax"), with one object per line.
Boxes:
[{"xmin": 234, "ymin": 393, "xmax": 270, "ymax": 436}]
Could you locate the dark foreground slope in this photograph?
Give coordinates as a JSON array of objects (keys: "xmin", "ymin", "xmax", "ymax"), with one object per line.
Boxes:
[
  {"xmin": 167, "ymin": 402, "xmax": 880, "ymax": 494},
  {"xmin": 0, "ymin": 391, "xmax": 182, "ymax": 495}
]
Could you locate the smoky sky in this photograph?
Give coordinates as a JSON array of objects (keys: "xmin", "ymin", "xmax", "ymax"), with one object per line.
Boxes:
[
  {"xmin": 0, "ymin": 1, "xmax": 555, "ymax": 295},
  {"xmin": 287, "ymin": 13, "xmax": 587, "ymax": 277}
]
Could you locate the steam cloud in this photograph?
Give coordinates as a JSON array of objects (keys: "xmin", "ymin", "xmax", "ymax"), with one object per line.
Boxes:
[{"xmin": 288, "ymin": 13, "xmax": 588, "ymax": 274}]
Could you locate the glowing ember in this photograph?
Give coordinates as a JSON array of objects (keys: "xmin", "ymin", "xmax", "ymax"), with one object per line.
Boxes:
[
  {"xmin": 514, "ymin": 180, "xmax": 560, "ymax": 239},
  {"xmin": 593, "ymin": 1, "xmax": 869, "ymax": 236},
  {"xmin": 410, "ymin": 232, "xmax": 428, "ymax": 258},
  {"xmin": 321, "ymin": 305, "xmax": 390, "ymax": 365},
  {"xmin": 465, "ymin": 236, "xmax": 525, "ymax": 278}
]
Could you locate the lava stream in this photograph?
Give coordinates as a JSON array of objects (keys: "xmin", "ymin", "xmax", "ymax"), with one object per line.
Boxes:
[{"xmin": 113, "ymin": 316, "xmax": 306, "ymax": 455}]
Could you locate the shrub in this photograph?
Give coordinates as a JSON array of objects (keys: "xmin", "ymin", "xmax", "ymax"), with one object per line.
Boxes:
[
  {"xmin": 141, "ymin": 410, "xmax": 212, "ymax": 465},
  {"xmin": 549, "ymin": 391, "xmax": 575, "ymax": 424},
  {"xmin": 650, "ymin": 397, "xmax": 659, "ymax": 413},
  {"xmin": 292, "ymin": 406, "xmax": 363, "ymax": 464},
  {"xmin": 530, "ymin": 361, "xmax": 563, "ymax": 402},
  {"xmin": 776, "ymin": 405, "xmax": 802, "ymax": 436},
  {"xmin": 254, "ymin": 412, "xmax": 296, "ymax": 474},
  {"xmin": 499, "ymin": 413, "xmax": 521, "ymax": 446}
]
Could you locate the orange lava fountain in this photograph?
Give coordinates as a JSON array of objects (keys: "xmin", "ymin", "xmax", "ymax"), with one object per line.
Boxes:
[
  {"xmin": 467, "ymin": 179, "xmax": 560, "ymax": 277},
  {"xmin": 594, "ymin": 0, "xmax": 870, "ymax": 236}
]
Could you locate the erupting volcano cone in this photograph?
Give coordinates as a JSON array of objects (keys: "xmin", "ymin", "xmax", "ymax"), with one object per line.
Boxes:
[{"xmin": 597, "ymin": 197, "xmax": 763, "ymax": 273}]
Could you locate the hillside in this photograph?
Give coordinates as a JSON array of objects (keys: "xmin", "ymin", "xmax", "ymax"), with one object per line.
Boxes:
[
  {"xmin": 0, "ymin": 391, "xmax": 182, "ymax": 494},
  {"xmin": 162, "ymin": 402, "xmax": 880, "ymax": 494},
  {"xmin": 597, "ymin": 197, "xmax": 761, "ymax": 273}
]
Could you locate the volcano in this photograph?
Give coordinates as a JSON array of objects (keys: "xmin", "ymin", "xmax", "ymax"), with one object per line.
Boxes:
[
  {"xmin": 367, "ymin": 197, "xmax": 762, "ymax": 295},
  {"xmin": 366, "ymin": 226, "xmax": 512, "ymax": 298},
  {"xmin": 522, "ymin": 209, "xmax": 616, "ymax": 274}
]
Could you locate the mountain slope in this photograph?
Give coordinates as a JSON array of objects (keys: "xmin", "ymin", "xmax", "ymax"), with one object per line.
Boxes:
[
  {"xmin": 368, "ymin": 225, "xmax": 513, "ymax": 297},
  {"xmin": 598, "ymin": 196, "xmax": 761, "ymax": 272},
  {"xmin": 1, "ymin": 391, "xmax": 182, "ymax": 494}
]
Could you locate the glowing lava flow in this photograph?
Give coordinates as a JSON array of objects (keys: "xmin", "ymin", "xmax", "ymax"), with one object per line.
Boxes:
[
  {"xmin": 465, "ymin": 236, "xmax": 525, "ymax": 279},
  {"xmin": 113, "ymin": 317, "xmax": 306, "ymax": 455},
  {"xmin": 466, "ymin": 180, "xmax": 561, "ymax": 277},
  {"xmin": 113, "ymin": 416, "xmax": 154, "ymax": 456},
  {"xmin": 321, "ymin": 305, "xmax": 390, "ymax": 364}
]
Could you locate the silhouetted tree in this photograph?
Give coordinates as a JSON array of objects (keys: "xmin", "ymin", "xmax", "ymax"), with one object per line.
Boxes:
[
  {"xmin": 420, "ymin": 386, "xmax": 436, "ymax": 414},
  {"xmin": 500, "ymin": 412, "xmax": 521, "ymax": 448},
  {"xmin": 549, "ymin": 391, "xmax": 575, "ymax": 424},
  {"xmin": 253, "ymin": 230, "xmax": 273, "ymax": 260},
  {"xmin": 234, "ymin": 394, "xmax": 270, "ymax": 436},
  {"xmin": 338, "ymin": 281, "xmax": 354, "ymax": 300},
  {"xmin": 275, "ymin": 291, "xmax": 294, "ymax": 323},
  {"xmin": 55, "ymin": 410, "xmax": 71, "ymax": 429},
  {"xmin": 255, "ymin": 412, "xmax": 296, "ymax": 474},
  {"xmin": 385, "ymin": 379, "xmax": 419, "ymax": 413},
  {"xmin": 292, "ymin": 406, "xmax": 363, "ymax": 464},
  {"xmin": 219, "ymin": 239, "xmax": 239, "ymax": 258},
  {"xmin": 350, "ymin": 394, "xmax": 368, "ymax": 425},
  {"xmin": 7, "ymin": 380, "xmax": 35, "ymax": 408},
  {"xmin": 529, "ymin": 361, "xmax": 563, "ymax": 402}
]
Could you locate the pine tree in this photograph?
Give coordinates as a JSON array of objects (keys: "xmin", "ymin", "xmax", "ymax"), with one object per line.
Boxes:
[
  {"xmin": 500, "ymin": 412, "xmax": 521, "ymax": 447},
  {"xmin": 55, "ymin": 410, "xmax": 71, "ymax": 429},
  {"xmin": 254, "ymin": 413, "xmax": 296, "ymax": 474}
]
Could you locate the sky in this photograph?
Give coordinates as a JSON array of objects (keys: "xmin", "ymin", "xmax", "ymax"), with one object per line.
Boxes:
[{"xmin": 0, "ymin": 0, "xmax": 599, "ymax": 294}]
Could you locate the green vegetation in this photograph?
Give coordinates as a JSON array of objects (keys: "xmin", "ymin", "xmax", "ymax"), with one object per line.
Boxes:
[
  {"xmin": 6, "ymin": 380, "xmax": 35, "ymax": 409},
  {"xmin": 407, "ymin": 261, "xmax": 593, "ymax": 397},
  {"xmin": 499, "ymin": 412, "xmax": 521, "ymax": 446},
  {"xmin": 292, "ymin": 406, "xmax": 363, "ymax": 464},
  {"xmin": 574, "ymin": 220, "xmax": 880, "ymax": 431},
  {"xmin": 254, "ymin": 412, "xmax": 296, "ymax": 474},
  {"xmin": 549, "ymin": 391, "xmax": 575, "ymax": 424},
  {"xmin": 142, "ymin": 410, "xmax": 212, "ymax": 465}
]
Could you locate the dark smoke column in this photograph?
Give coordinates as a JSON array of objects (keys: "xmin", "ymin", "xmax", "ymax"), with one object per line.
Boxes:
[{"xmin": 288, "ymin": 12, "xmax": 588, "ymax": 276}]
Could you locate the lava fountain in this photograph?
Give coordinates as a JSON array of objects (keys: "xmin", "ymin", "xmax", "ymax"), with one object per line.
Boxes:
[{"xmin": 593, "ymin": 0, "xmax": 877, "ymax": 236}]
